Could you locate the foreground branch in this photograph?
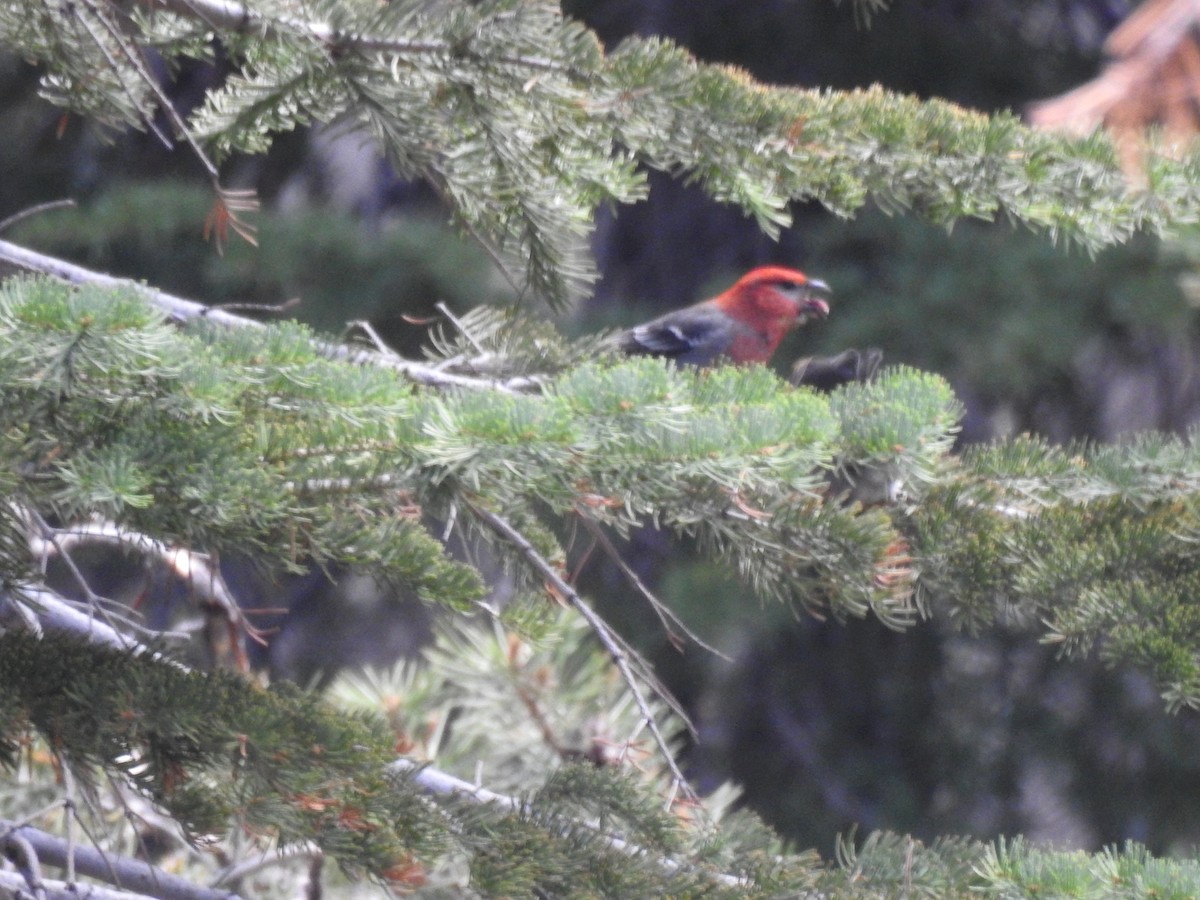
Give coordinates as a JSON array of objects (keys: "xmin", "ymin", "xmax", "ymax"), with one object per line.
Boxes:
[
  {"xmin": 0, "ymin": 820, "xmax": 239, "ymax": 900},
  {"xmin": 137, "ymin": 0, "xmax": 573, "ymax": 70},
  {"xmin": 0, "ymin": 239, "xmax": 541, "ymax": 393},
  {"xmin": 0, "ymin": 584, "xmax": 146, "ymax": 654},
  {"xmin": 390, "ymin": 759, "xmax": 744, "ymax": 889},
  {"xmin": 463, "ymin": 501, "xmax": 695, "ymax": 800}
]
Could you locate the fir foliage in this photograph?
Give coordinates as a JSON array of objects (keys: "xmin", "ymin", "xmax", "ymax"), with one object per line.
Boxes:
[
  {"xmin": 0, "ymin": 613, "xmax": 824, "ymax": 894},
  {"xmin": 0, "ymin": 631, "xmax": 447, "ymax": 873},
  {"xmin": 8, "ymin": 0, "xmax": 1200, "ymax": 892},
  {"xmin": 913, "ymin": 432, "xmax": 1200, "ymax": 710},
  {"xmin": 0, "ymin": 276, "xmax": 959, "ymax": 626},
  {"xmin": 9, "ymin": 263, "xmax": 1200, "ymax": 893},
  {"xmin": 1, "ymin": 0, "xmax": 1199, "ymax": 306}
]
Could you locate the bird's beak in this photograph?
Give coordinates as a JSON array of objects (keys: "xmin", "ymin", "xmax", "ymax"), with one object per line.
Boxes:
[{"xmin": 801, "ymin": 279, "xmax": 831, "ymax": 318}]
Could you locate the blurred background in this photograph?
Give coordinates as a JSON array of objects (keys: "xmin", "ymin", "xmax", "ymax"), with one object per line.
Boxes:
[{"xmin": 9, "ymin": 0, "xmax": 1200, "ymax": 857}]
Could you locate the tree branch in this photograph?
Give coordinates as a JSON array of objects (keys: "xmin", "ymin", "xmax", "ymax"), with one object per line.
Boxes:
[
  {"xmin": 0, "ymin": 238, "xmax": 542, "ymax": 393},
  {"xmin": 389, "ymin": 759, "xmax": 745, "ymax": 889},
  {"xmin": 0, "ymin": 583, "xmax": 146, "ymax": 654},
  {"xmin": 0, "ymin": 820, "xmax": 240, "ymax": 900},
  {"xmin": 134, "ymin": 0, "xmax": 575, "ymax": 73},
  {"xmin": 0, "ymin": 869, "xmax": 161, "ymax": 900},
  {"xmin": 462, "ymin": 500, "xmax": 696, "ymax": 801},
  {"xmin": 574, "ymin": 511, "xmax": 732, "ymax": 662}
]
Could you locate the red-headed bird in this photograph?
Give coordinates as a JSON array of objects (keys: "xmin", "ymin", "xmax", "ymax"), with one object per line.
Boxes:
[{"xmin": 617, "ymin": 266, "xmax": 831, "ymax": 366}]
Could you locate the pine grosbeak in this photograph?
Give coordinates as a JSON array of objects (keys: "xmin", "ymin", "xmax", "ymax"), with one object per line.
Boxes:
[{"xmin": 617, "ymin": 266, "xmax": 830, "ymax": 366}]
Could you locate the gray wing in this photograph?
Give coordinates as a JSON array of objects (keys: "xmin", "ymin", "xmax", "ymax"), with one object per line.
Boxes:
[{"xmin": 618, "ymin": 305, "xmax": 728, "ymax": 363}]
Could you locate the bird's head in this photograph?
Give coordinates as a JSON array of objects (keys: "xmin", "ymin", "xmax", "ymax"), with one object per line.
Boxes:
[{"xmin": 721, "ymin": 266, "xmax": 831, "ymax": 325}]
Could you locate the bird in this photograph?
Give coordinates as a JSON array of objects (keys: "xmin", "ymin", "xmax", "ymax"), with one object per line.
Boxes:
[
  {"xmin": 791, "ymin": 347, "xmax": 883, "ymax": 392},
  {"xmin": 617, "ymin": 266, "xmax": 831, "ymax": 367}
]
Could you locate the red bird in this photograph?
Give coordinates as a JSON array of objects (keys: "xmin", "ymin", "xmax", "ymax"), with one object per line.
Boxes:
[{"xmin": 617, "ymin": 266, "xmax": 831, "ymax": 366}]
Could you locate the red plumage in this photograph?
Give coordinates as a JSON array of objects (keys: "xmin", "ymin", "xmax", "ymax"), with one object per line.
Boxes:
[{"xmin": 618, "ymin": 266, "xmax": 830, "ymax": 366}]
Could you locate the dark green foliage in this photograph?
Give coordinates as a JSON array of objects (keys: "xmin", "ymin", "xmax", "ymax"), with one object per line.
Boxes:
[
  {"xmin": 535, "ymin": 764, "xmax": 683, "ymax": 854},
  {"xmin": 12, "ymin": 268, "xmax": 1200, "ymax": 888},
  {"xmin": 0, "ymin": 274, "xmax": 961, "ymax": 631},
  {"xmin": 0, "ymin": 629, "xmax": 832, "ymax": 894},
  {"xmin": 912, "ymin": 433, "xmax": 1200, "ymax": 709},
  {"xmin": 0, "ymin": 275, "xmax": 486, "ymax": 603},
  {"xmin": 8, "ymin": 0, "xmax": 1200, "ymax": 886},
  {"xmin": 3, "ymin": 1, "xmax": 1198, "ymax": 308},
  {"xmin": 0, "ymin": 632, "xmax": 444, "ymax": 869}
]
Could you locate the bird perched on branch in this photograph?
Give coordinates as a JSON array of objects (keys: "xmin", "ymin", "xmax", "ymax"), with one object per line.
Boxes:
[{"xmin": 617, "ymin": 266, "xmax": 831, "ymax": 366}]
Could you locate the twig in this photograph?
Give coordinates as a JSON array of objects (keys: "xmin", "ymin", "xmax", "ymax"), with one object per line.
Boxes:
[
  {"xmin": 2, "ymin": 830, "xmax": 48, "ymax": 900},
  {"xmin": 574, "ymin": 512, "xmax": 732, "ymax": 662},
  {"xmin": 80, "ymin": 0, "xmax": 222, "ymax": 182},
  {"xmin": 434, "ymin": 302, "xmax": 487, "ymax": 357},
  {"xmin": 212, "ymin": 298, "xmax": 301, "ymax": 316},
  {"xmin": 0, "ymin": 819, "xmax": 239, "ymax": 900},
  {"xmin": 343, "ymin": 319, "xmax": 401, "ymax": 359},
  {"xmin": 0, "ymin": 869, "xmax": 157, "ymax": 900},
  {"xmin": 209, "ymin": 844, "xmax": 322, "ymax": 890},
  {"xmin": 60, "ymin": 0, "xmax": 173, "ymax": 151},
  {"xmin": 60, "ymin": 770, "xmax": 77, "ymax": 886},
  {"xmin": 0, "ymin": 583, "xmax": 160, "ymax": 657},
  {"xmin": 62, "ymin": 793, "xmax": 125, "ymax": 892},
  {"xmin": 26, "ymin": 513, "xmax": 259, "ymax": 660},
  {"xmin": 462, "ymin": 500, "xmax": 695, "ymax": 802},
  {"xmin": 26, "ymin": 509, "xmax": 143, "ymax": 650},
  {"xmin": 0, "ymin": 200, "xmax": 77, "ymax": 235},
  {"xmin": 427, "ymin": 178, "xmax": 530, "ymax": 304}
]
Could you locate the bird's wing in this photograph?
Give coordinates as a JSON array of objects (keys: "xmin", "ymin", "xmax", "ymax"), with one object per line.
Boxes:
[
  {"xmin": 618, "ymin": 304, "xmax": 730, "ymax": 361},
  {"xmin": 791, "ymin": 348, "xmax": 883, "ymax": 391}
]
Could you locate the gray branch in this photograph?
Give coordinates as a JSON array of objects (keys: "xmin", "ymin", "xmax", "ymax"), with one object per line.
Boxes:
[
  {"xmin": 137, "ymin": 0, "xmax": 573, "ymax": 72},
  {"xmin": 0, "ymin": 584, "xmax": 144, "ymax": 653},
  {"xmin": 389, "ymin": 759, "xmax": 745, "ymax": 888},
  {"xmin": 0, "ymin": 821, "xmax": 240, "ymax": 900},
  {"xmin": 463, "ymin": 501, "xmax": 696, "ymax": 795}
]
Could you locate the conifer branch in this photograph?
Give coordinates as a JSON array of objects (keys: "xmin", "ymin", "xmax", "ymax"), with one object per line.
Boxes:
[
  {"xmin": 0, "ymin": 819, "xmax": 239, "ymax": 900},
  {"xmin": 84, "ymin": 0, "xmax": 219, "ymax": 179},
  {"xmin": 135, "ymin": 0, "xmax": 573, "ymax": 73},
  {"xmin": 0, "ymin": 238, "xmax": 542, "ymax": 392},
  {"xmin": 462, "ymin": 500, "xmax": 696, "ymax": 801},
  {"xmin": 574, "ymin": 510, "xmax": 732, "ymax": 661},
  {"xmin": 389, "ymin": 759, "xmax": 746, "ymax": 889},
  {"xmin": 0, "ymin": 200, "xmax": 76, "ymax": 235}
]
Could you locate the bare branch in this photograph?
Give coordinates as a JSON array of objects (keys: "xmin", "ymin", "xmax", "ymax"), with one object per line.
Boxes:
[
  {"xmin": 0, "ymin": 583, "xmax": 147, "ymax": 654},
  {"xmin": 210, "ymin": 844, "xmax": 321, "ymax": 892},
  {"xmin": 0, "ymin": 870, "xmax": 159, "ymax": 900},
  {"xmin": 0, "ymin": 820, "xmax": 240, "ymax": 900},
  {"xmin": 80, "ymin": 0, "xmax": 223, "ymax": 181},
  {"xmin": 0, "ymin": 200, "xmax": 77, "ymax": 235},
  {"xmin": 24, "ymin": 513, "xmax": 256, "ymax": 660},
  {"xmin": 25, "ymin": 510, "xmax": 163, "ymax": 646},
  {"xmin": 574, "ymin": 511, "xmax": 732, "ymax": 662}
]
